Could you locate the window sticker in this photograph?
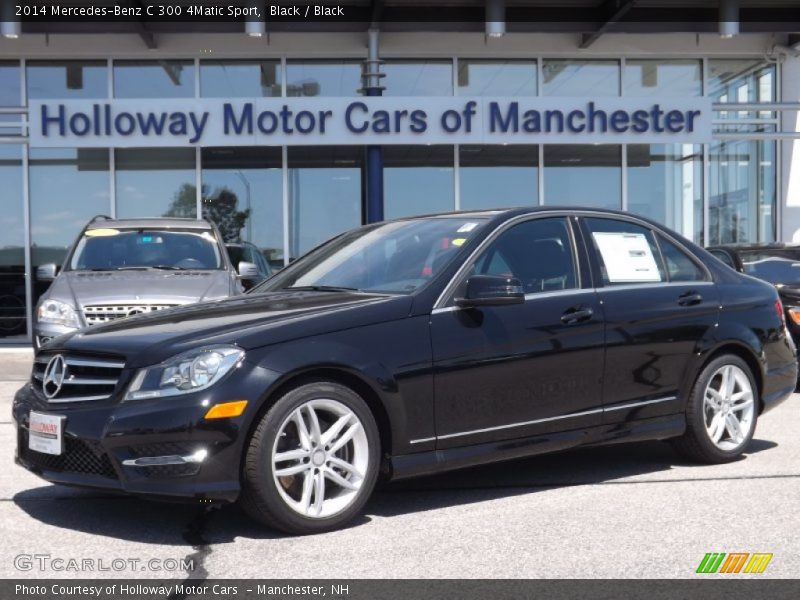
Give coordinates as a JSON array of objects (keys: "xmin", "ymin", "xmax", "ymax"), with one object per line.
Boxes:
[
  {"xmin": 592, "ymin": 232, "xmax": 662, "ymax": 283},
  {"xmin": 457, "ymin": 222, "xmax": 478, "ymax": 233}
]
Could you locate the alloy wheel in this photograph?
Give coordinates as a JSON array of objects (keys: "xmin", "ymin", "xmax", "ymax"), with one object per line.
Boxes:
[
  {"xmin": 702, "ymin": 364, "xmax": 755, "ymax": 451},
  {"xmin": 271, "ymin": 398, "xmax": 369, "ymax": 519}
]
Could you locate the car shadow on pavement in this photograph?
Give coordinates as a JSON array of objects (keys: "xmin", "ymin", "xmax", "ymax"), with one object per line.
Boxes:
[{"xmin": 12, "ymin": 438, "xmax": 778, "ymax": 544}]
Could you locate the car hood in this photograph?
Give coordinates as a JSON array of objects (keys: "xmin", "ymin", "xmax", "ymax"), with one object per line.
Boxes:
[
  {"xmin": 58, "ymin": 290, "xmax": 413, "ymax": 368},
  {"xmin": 49, "ymin": 270, "xmax": 232, "ymax": 308}
]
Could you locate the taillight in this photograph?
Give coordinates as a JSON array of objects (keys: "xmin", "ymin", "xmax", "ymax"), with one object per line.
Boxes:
[
  {"xmin": 787, "ymin": 307, "xmax": 800, "ymax": 326},
  {"xmin": 775, "ymin": 299, "xmax": 787, "ymax": 325}
]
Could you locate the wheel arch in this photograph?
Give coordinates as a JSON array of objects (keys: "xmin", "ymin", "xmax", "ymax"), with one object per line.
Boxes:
[
  {"xmin": 691, "ymin": 341, "xmax": 765, "ymax": 412},
  {"xmin": 240, "ymin": 365, "xmax": 394, "ymax": 475}
]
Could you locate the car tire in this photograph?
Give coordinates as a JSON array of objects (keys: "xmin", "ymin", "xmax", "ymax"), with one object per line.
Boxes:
[
  {"xmin": 671, "ymin": 354, "xmax": 759, "ymax": 464},
  {"xmin": 240, "ymin": 381, "xmax": 380, "ymax": 535}
]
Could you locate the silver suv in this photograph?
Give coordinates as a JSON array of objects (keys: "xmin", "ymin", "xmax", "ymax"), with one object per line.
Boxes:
[{"xmin": 33, "ymin": 216, "xmax": 260, "ymax": 349}]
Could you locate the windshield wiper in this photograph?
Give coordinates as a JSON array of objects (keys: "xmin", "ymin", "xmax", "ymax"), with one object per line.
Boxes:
[
  {"xmin": 116, "ymin": 265, "xmax": 186, "ymax": 271},
  {"xmin": 284, "ymin": 285, "xmax": 361, "ymax": 292}
]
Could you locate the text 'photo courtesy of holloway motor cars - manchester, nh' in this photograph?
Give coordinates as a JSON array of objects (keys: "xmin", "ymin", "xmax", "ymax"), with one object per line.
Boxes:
[{"xmin": 1, "ymin": 0, "xmax": 800, "ymax": 598}]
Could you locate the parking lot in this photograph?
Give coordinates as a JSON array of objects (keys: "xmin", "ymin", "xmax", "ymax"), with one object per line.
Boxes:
[{"xmin": 1, "ymin": 347, "xmax": 798, "ymax": 580}]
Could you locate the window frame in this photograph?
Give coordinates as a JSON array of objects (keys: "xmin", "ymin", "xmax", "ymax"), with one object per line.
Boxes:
[
  {"xmin": 435, "ymin": 212, "xmax": 585, "ymax": 310},
  {"xmin": 579, "ymin": 214, "xmax": 712, "ymax": 288},
  {"xmin": 655, "ymin": 232, "xmax": 712, "ymax": 283}
]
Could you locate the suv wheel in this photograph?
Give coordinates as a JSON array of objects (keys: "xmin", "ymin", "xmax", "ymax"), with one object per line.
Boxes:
[
  {"xmin": 241, "ymin": 381, "xmax": 380, "ymax": 534},
  {"xmin": 671, "ymin": 355, "xmax": 758, "ymax": 463}
]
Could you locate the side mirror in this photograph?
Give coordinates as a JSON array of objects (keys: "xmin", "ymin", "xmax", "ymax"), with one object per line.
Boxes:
[
  {"xmin": 454, "ymin": 275, "xmax": 525, "ymax": 308},
  {"xmin": 237, "ymin": 261, "xmax": 259, "ymax": 280},
  {"xmin": 36, "ymin": 263, "xmax": 58, "ymax": 282}
]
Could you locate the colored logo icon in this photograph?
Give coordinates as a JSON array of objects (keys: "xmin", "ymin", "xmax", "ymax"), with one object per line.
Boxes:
[{"xmin": 696, "ymin": 553, "xmax": 773, "ymax": 574}]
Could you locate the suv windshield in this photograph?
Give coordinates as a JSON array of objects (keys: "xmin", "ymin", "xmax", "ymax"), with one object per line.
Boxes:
[
  {"xmin": 255, "ymin": 217, "xmax": 489, "ymax": 295},
  {"xmin": 741, "ymin": 250, "xmax": 800, "ymax": 285},
  {"xmin": 69, "ymin": 228, "xmax": 223, "ymax": 271}
]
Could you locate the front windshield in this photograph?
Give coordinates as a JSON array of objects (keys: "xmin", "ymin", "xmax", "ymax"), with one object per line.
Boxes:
[
  {"xmin": 255, "ymin": 217, "xmax": 489, "ymax": 295},
  {"xmin": 741, "ymin": 250, "xmax": 800, "ymax": 285},
  {"xmin": 69, "ymin": 228, "xmax": 223, "ymax": 271}
]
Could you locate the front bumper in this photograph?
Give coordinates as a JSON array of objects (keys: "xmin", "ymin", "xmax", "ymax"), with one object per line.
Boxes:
[{"xmin": 12, "ymin": 360, "xmax": 279, "ymax": 503}]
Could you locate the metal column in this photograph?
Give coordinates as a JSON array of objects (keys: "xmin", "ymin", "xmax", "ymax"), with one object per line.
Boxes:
[{"xmin": 362, "ymin": 28, "xmax": 385, "ymax": 224}]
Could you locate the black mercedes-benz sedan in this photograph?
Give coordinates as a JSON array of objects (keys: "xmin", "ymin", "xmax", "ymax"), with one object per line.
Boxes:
[
  {"xmin": 14, "ymin": 208, "xmax": 797, "ymax": 534},
  {"xmin": 708, "ymin": 243, "xmax": 800, "ymax": 350}
]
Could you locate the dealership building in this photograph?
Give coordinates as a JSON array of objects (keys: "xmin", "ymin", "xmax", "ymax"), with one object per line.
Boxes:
[{"xmin": 1, "ymin": 0, "xmax": 799, "ymax": 344}]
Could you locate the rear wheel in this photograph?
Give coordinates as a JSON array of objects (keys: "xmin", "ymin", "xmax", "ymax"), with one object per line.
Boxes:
[
  {"xmin": 240, "ymin": 381, "xmax": 380, "ymax": 534},
  {"xmin": 671, "ymin": 354, "xmax": 758, "ymax": 463}
]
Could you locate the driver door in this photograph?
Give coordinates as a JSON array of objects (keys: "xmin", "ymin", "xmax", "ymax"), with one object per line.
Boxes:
[{"xmin": 430, "ymin": 216, "xmax": 605, "ymax": 449}]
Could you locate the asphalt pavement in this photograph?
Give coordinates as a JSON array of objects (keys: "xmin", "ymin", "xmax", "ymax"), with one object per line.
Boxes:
[{"xmin": 1, "ymin": 347, "xmax": 798, "ymax": 579}]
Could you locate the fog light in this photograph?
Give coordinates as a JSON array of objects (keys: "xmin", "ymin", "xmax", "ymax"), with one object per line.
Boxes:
[{"xmin": 204, "ymin": 400, "xmax": 248, "ymax": 420}]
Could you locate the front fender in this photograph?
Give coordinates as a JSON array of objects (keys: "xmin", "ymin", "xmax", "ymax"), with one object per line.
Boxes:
[{"xmin": 244, "ymin": 316, "xmax": 434, "ymax": 456}]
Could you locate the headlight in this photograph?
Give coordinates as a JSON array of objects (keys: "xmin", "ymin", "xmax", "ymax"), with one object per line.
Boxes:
[
  {"xmin": 125, "ymin": 345, "xmax": 244, "ymax": 401},
  {"xmin": 37, "ymin": 299, "xmax": 80, "ymax": 328}
]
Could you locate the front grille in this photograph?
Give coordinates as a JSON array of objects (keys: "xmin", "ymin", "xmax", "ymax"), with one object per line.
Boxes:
[
  {"xmin": 19, "ymin": 430, "xmax": 117, "ymax": 479},
  {"xmin": 83, "ymin": 304, "xmax": 178, "ymax": 325},
  {"xmin": 32, "ymin": 352, "xmax": 125, "ymax": 403}
]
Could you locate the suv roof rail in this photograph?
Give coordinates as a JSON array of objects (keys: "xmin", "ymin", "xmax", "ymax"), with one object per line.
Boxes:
[{"xmin": 89, "ymin": 215, "xmax": 112, "ymax": 223}]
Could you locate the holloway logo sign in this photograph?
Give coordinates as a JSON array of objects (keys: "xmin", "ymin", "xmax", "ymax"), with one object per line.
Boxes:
[
  {"xmin": 696, "ymin": 552, "xmax": 773, "ymax": 574},
  {"xmin": 29, "ymin": 97, "xmax": 712, "ymax": 148}
]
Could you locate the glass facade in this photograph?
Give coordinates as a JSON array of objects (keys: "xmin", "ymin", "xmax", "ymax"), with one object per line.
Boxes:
[
  {"xmin": 201, "ymin": 60, "xmax": 281, "ymax": 98},
  {"xmin": 543, "ymin": 59, "xmax": 620, "ymax": 96},
  {"xmin": 0, "ymin": 62, "xmax": 21, "ymax": 137},
  {"xmin": 113, "ymin": 60, "xmax": 195, "ymax": 98},
  {"xmin": 457, "ymin": 60, "xmax": 537, "ymax": 97},
  {"xmin": 0, "ymin": 146, "xmax": 25, "ymax": 340},
  {"xmin": 708, "ymin": 59, "xmax": 777, "ymax": 244},
  {"xmin": 0, "ymin": 55, "xmax": 783, "ymax": 342},
  {"xmin": 544, "ymin": 145, "xmax": 622, "ymax": 209},
  {"xmin": 383, "ymin": 60, "xmax": 454, "ymax": 96},
  {"xmin": 628, "ymin": 144, "xmax": 703, "ymax": 242},
  {"xmin": 459, "ymin": 145, "xmax": 539, "ymax": 210},
  {"xmin": 27, "ymin": 61, "xmax": 108, "ymax": 99},
  {"xmin": 202, "ymin": 147, "xmax": 284, "ymax": 266},
  {"xmin": 115, "ymin": 148, "xmax": 196, "ymax": 218},
  {"xmin": 384, "ymin": 145, "xmax": 455, "ymax": 219},
  {"xmin": 28, "ymin": 148, "xmax": 110, "ymax": 304},
  {"xmin": 624, "ymin": 59, "xmax": 702, "ymax": 97},
  {"xmin": 286, "ymin": 61, "xmax": 362, "ymax": 97},
  {"xmin": 288, "ymin": 146, "xmax": 362, "ymax": 259}
]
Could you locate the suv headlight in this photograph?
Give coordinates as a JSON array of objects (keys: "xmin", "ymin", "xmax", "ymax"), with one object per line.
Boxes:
[
  {"xmin": 37, "ymin": 299, "xmax": 80, "ymax": 328},
  {"xmin": 125, "ymin": 345, "xmax": 245, "ymax": 401}
]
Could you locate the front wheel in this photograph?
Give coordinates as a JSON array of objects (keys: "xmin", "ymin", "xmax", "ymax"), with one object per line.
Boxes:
[
  {"xmin": 671, "ymin": 355, "xmax": 758, "ymax": 463},
  {"xmin": 240, "ymin": 381, "xmax": 380, "ymax": 534}
]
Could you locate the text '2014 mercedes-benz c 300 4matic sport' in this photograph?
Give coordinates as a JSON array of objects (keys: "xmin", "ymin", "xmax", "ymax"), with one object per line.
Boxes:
[{"xmin": 13, "ymin": 208, "xmax": 797, "ymax": 534}]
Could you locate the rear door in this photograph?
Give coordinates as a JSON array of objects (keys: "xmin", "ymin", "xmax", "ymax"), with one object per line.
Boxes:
[{"xmin": 580, "ymin": 216, "xmax": 720, "ymax": 423}]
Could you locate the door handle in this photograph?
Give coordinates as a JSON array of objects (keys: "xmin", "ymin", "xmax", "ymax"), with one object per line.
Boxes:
[
  {"xmin": 678, "ymin": 291, "xmax": 703, "ymax": 306},
  {"xmin": 561, "ymin": 306, "xmax": 593, "ymax": 325}
]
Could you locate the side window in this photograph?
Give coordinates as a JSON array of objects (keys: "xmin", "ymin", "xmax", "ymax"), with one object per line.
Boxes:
[
  {"xmin": 467, "ymin": 217, "xmax": 578, "ymax": 295},
  {"xmin": 584, "ymin": 217, "xmax": 666, "ymax": 285},
  {"xmin": 710, "ymin": 250, "xmax": 735, "ymax": 269},
  {"xmin": 658, "ymin": 235, "xmax": 708, "ymax": 282}
]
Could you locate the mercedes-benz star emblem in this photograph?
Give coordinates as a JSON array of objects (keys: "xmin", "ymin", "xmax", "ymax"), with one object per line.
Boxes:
[{"xmin": 42, "ymin": 354, "xmax": 67, "ymax": 400}]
